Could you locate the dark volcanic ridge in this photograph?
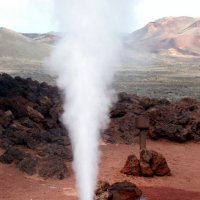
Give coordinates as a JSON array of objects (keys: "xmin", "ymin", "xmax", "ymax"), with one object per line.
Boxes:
[{"xmin": 0, "ymin": 74, "xmax": 200, "ymax": 178}]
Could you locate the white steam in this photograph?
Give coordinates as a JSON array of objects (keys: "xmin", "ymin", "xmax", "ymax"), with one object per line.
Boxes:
[{"xmin": 49, "ymin": 1, "xmax": 134, "ymax": 200}]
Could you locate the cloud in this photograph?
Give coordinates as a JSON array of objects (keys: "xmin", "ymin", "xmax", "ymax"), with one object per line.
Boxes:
[
  {"xmin": 134, "ymin": 0, "xmax": 200, "ymax": 29},
  {"xmin": 0, "ymin": 0, "xmax": 199, "ymax": 32},
  {"xmin": 0, "ymin": 0, "xmax": 55, "ymax": 33}
]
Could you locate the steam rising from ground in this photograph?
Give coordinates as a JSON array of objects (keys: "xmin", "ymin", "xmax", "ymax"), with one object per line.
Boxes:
[{"xmin": 49, "ymin": 1, "xmax": 134, "ymax": 200}]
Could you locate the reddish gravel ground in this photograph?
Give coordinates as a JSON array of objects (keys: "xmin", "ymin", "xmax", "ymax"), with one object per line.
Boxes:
[{"xmin": 0, "ymin": 139, "xmax": 200, "ymax": 200}]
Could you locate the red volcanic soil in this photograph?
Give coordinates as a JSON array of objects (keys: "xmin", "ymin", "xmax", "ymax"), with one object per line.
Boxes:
[{"xmin": 1, "ymin": 139, "xmax": 200, "ymax": 200}]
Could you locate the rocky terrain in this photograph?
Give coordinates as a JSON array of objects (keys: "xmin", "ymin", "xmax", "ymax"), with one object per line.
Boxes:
[
  {"xmin": 0, "ymin": 73, "xmax": 71, "ymax": 179},
  {"xmin": 108, "ymin": 92, "xmax": 200, "ymax": 143},
  {"xmin": 121, "ymin": 149, "xmax": 171, "ymax": 177},
  {"xmin": 0, "ymin": 16, "xmax": 200, "ymax": 200},
  {"xmin": 0, "ymin": 73, "xmax": 200, "ymax": 181}
]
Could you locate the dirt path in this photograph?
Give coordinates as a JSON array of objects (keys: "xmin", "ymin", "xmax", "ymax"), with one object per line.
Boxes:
[{"xmin": 0, "ymin": 139, "xmax": 200, "ymax": 200}]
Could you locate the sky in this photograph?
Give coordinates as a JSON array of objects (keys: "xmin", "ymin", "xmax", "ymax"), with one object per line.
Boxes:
[{"xmin": 0, "ymin": 0, "xmax": 199, "ymax": 33}]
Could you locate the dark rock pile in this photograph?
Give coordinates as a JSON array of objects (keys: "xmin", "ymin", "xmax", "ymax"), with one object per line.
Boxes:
[
  {"xmin": 105, "ymin": 92, "xmax": 165, "ymax": 144},
  {"xmin": 121, "ymin": 150, "xmax": 171, "ymax": 177},
  {"xmin": 148, "ymin": 98, "xmax": 200, "ymax": 142},
  {"xmin": 95, "ymin": 181, "xmax": 142, "ymax": 200},
  {"xmin": 106, "ymin": 92, "xmax": 200, "ymax": 143},
  {"xmin": 0, "ymin": 73, "xmax": 72, "ymax": 179}
]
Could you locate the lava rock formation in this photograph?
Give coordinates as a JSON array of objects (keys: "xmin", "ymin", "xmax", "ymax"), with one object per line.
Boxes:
[{"xmin": 0, "ymin": 73, "xmax": 199, "ymax": 178}]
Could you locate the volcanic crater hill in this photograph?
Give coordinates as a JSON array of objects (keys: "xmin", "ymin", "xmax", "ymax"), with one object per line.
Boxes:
[
  {"xmin": 0, "ymin": 74, "xmax": 200, "ymax": 178},
  {"xmin": 126, "ymin": 16, "xmax": 200, "ymax": 61}
]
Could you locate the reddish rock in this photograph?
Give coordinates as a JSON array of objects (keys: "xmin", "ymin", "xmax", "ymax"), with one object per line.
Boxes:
[
  {"xmin": 38, "ymin": 96, "xmax": 52, "ymax": 107},
  {"xmin": 95, "ymin": 191, "xmax": 112, "ymax": 200},
  {"xmin": 140, "ymin": 161, "xmax": 154, "ymax": 177},
  {"xmin": 8, "ymin": 96, "xmax": 32, "ymax": 117},
  {"xmin": 139, "ymin": 150, "xmax": 154, "ymax": 176},
  {"xmin": 95, "ymin": 181, "xmax": 142, "ymax": 200},
  {"xmin": 151, "ymin": 151, "xmax": 171, "ymax": 176},
  {"xmin": 121, "ymin": 150, "xmax": 170, "ymax": 177},
  {"xmin": 140, "ymin": 149, "xmax": 171, "ymax": 176},
  {"xmin": 120, "ymin": 155, "xmax": 140, "ymax": 176},
  {"xmin": 37, "ymin": 96, "xmax": 53, "ymax": 115},
  {"xmin": 140, "ymin": 149, "xmax": 153, "ymax": 163},
  {"xmin": 109, "ymin": 181, "xmax": 142, "ymax": 200},
  {"xmin": 26, "ymin": 106, "xmax": 44, "ymax": 122},
  {"xmin": 96, "ymin": 181, "xmax": 110, "ymax": 196}
]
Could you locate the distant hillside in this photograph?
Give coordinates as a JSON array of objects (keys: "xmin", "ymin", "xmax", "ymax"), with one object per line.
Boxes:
[
  {"xmin": 23, "ymin": 32, "xmax": 60, "ymax": 45},
  {"xmin": 1, "ymin": 16, "xmax": 200, "ymax": 69},
  {"xmin": 21, "ymin": 16, "xmax": 200, "ymax": 63},
  {"xmin": 0, "ymin": 27, "xmax": 52, "ymax": 60},
  {"xmin": 127, "ymin": 16, "xmax": 200, "ymax": 61}
]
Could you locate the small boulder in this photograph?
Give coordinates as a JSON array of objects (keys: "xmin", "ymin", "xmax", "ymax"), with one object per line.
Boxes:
[
  {"xmin": 140, "ymin": 149, "xmax": 171, "ymax": 176},
  {"xmin": 121, "ymin": 150, "xmax": 171, "ymax": 177},
  {"xmin": 139, "ymin": 161, "xmax": 153, "ymax": 177},
  {"xmin": 38, "ymin": 96, "xmax": 52, "ymax": 107},
  {"xmin": 8, "ymin": 96, "xmax": 30, "ymax": 117},
  {"xmin": 140, "ymin": 149, "xmax": 153, "ymax": 163},
  {"xmin": 95, "ymin": 191, "xmax": 112, "ymax": 200},
  {"xmin": 95, "ymin": 181, "xmax": 142, "ymax": 200},
  {"xmin": 120, "ymin": 155, "xmax": 140, "ymax": 176},
  {"xmin": 151, "ymin": 150, "xmax": 171, "ymax": 176},
  {"xmin": 109, "ymin": 181, "xmax": 142, "ymax": 200},
  {"xmin": 96, "ymin": 181, "xmax": 110, "ymax": 196},
  {"xmin": 27, "ymin": 106, "xmax": 44, "ymax": 122}
]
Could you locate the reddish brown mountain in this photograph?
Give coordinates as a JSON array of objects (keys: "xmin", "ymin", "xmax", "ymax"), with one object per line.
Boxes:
[{"xmin": 129, "ymin": 16, "xmax": 200, "ymax": 59}]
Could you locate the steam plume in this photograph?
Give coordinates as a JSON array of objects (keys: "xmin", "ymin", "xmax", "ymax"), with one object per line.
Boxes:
[{"xmin": 49, "ymin": 1, "xmax": 134, "ymax": 200}]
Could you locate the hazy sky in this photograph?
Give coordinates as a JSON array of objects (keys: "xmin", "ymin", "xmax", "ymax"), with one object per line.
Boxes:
[{"xmin": 0, "ymin": 0, "xmax": 199, "ymax": 33}]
